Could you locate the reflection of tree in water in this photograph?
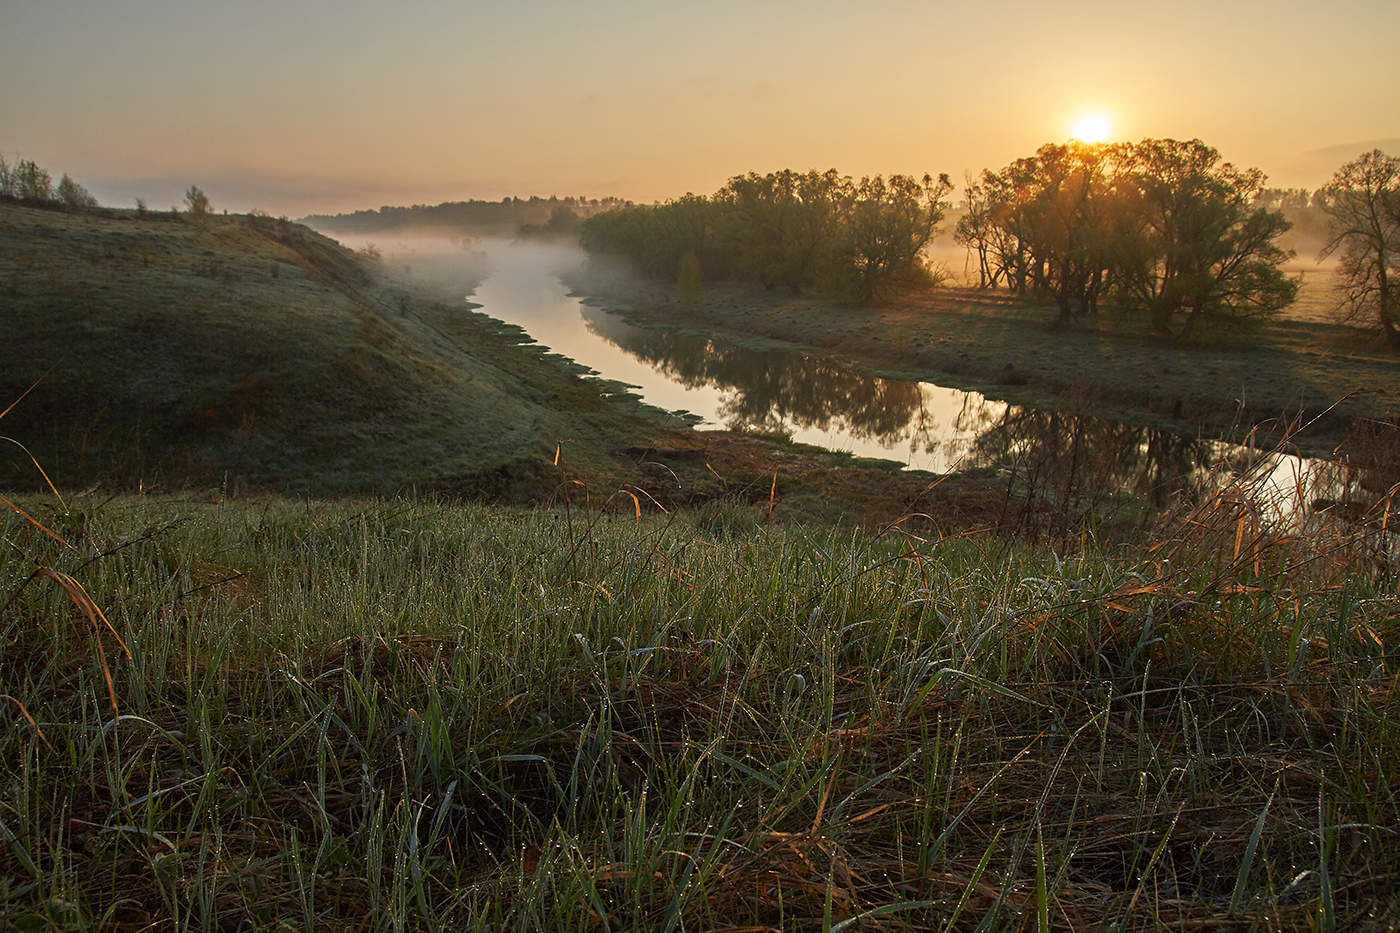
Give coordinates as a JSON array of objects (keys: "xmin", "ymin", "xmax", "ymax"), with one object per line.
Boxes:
[
  {"xmin": 582, "ymin": 306, "xmax": 925, "ymax": 444},
  {"xmin": 581, "ymin": 305, "xmax": 1221, "ymax": 512},
  {"xmin": 960, "ymin": 405, "xmax": 1217, "ymax": 513}
]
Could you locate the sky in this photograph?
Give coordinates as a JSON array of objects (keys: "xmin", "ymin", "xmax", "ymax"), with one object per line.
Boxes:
[{"xmin": 3, "ymin": 0, "xmax": 1398, "ymax": 216}]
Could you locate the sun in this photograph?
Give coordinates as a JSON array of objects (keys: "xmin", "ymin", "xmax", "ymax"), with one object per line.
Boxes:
[{"xmin": 1070, "ymin": 112, "xmax": 1113, "ymax": 144}]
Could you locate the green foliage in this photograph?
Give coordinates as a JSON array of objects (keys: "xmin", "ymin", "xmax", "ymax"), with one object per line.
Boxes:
[
  {"xmin": 0, "ymin": 156, "xmax": 99, "ymax": 210},
  {"xmin": 55, "ymin": 173, "xmax": 98, "ymax": 209},
  {"xmin": 1319, "ymin": 149, "xmax": 1400, "ymax": 346},
  {"xmin": 184, "ymin": 184, "xmax": 211, "ymax": 216},
  {"xmin": 675, "ymin": 248, "xmax": 702, "ymax": 306},
  {"xmin": 1113, "ymin": 139, "xmax": 1297, "ymax": 336},
  {"xmin": 714, "ymin": 168, "xmax": 849, "ymax": 291},
  {"xmin": 5, "ymin": 159, "xmax": 54, "ymax": 201},
  {"xmin": 957, "ymin": 139, "xmax": 1297, "ymax": 337},
  {"xmin": 837, "ymin": 172, "xmax": 953, "ymax": 301},
  {"xmin": 580, "ymin": 168, "xmax": 954, "ymax": 303}
]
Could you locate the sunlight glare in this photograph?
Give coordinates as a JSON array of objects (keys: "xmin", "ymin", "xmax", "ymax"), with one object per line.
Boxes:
[{"xmin": 1070, "ymin": 112, "xmax": 1113, "ymax": 143}]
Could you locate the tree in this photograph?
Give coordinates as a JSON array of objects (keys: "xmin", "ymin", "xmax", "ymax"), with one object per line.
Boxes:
[
  {"xmin": 1111, "ymin": 139, "xmax": 1296, "ymax": 337},
  {"xmin": 1319, "ymin": 149, "xmax": 1400, "ymax": 346},
  {"xmin": 56, "ymin": 173, "xmax": 98, "ymax": 208},
  {"xmin": 955, "ymin": 172, "xmax": 999, "ymax": 288},
  {"xmin": 12, "ymin": 160, "xmax": 53, "ymax": 201},
  {"xmin": 185, "ymin": 185, "xmax": 211, "ymax": 216},
  {"xmin": 963, "ymin": 139, "xmax": 1297, "ymax": 338},
  {"xmin": 838, "ymin": 173, "xmax": 953, "ymax": 302}
]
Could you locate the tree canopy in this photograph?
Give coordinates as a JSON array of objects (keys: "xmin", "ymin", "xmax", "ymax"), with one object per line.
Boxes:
[
  {"xmin": 956, "ymin": 139, "xmax": 1297, "ymax": 336},
  {"xmin": 56, "ymin": 173, "xmax": 98, "ymax": 208},
  {"xmin": 580, "ymin": 168, "xmax": 953, "ymax": 303},
  {"xmin": 1319, "ymin": 149, "xmax": 1400, "ymax": 346},
  {"xmin": 1, "ymin": 155, "xmax": 100, "ymax": 210},
  {"xmin": 184, "ymin": 184, "xmax": 212, "ymax": 216}
]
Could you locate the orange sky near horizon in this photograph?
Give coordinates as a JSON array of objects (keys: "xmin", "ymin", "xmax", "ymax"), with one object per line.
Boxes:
[{"xmin": 2, "ymin": 0, "xmax": 1397, "ymax": 215}]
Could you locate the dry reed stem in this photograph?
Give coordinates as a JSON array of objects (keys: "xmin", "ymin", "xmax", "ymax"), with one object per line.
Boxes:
[
  {"xmin": 32, "ymin": 565, "xmax": 130, "ymax": 713},
  {"xmin": 2, "ymin": 693, "xmax": 55, "ymax": 752},
  {"xmin": 0, "ymin": 492, "xmax": 76, "ymax": 550}
]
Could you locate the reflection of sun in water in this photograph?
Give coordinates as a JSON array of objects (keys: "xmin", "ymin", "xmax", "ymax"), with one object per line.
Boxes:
[{"xmin": 1071, "ymin": 112, "xmax": 1113, "ymax": 143}]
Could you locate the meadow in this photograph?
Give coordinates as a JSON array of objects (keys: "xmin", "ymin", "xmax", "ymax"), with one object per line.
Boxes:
[{"xmin": 2, "ymin": 470, "xmax": 1397, "ymax": 929}]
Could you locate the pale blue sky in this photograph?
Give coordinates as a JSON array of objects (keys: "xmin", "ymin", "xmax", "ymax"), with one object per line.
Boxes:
[{"xmin": 3, "ymin": 0, "xmax": 1397, "ymax": 213}]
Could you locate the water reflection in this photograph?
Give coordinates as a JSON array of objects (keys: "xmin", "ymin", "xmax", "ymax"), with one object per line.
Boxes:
[
  {"xmin": 582, "ymin": 302, "xmax": 1230, "ymax": 502},
  {"xmin": 577, "ymin": 299, "xmax": 1393, "ymax": 533},
  {"xmin": 581, "ymin": 305, "xmax": 927, "ymax": 442},
  {"xmin": 468, "ymin": 243, "xmax": 1380, "ymax": 526},
  {"xmin": 956, "ymin": 406, "xmax": 1220, "ymax": 508}
]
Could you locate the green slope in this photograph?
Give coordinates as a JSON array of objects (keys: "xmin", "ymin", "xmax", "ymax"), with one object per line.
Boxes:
[{"xmin": 0, "ymin": 202, "xmax": 651, "ymax": 496}]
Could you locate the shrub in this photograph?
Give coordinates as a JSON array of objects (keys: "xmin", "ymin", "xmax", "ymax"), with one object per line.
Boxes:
[
  {"xmin": 12, "ymin": 160, "xmax": 53, "ymax": 201},
  {"xmin": 56, "ymin": 173, "xmax": 98, "ymax": 209},
  {"xmin": 184, "ymin": 184, "xmax": 211, "ymax": 216}
]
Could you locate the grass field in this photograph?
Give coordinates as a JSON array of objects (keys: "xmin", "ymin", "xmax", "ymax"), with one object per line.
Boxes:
[{"xmin": 1, "ymin": 482, "xmax": 1396, "ymax": 930}]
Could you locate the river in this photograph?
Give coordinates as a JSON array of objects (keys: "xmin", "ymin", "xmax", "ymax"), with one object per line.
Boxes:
[{"xmin": 463, "ymin": 240, "xmax": 1362, "ymax": 518}]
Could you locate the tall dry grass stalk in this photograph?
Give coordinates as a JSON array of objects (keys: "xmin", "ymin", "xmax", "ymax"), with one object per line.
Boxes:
[{"xmin": 1, "ymin": 383, "xmax": 128, "ymax": 718}]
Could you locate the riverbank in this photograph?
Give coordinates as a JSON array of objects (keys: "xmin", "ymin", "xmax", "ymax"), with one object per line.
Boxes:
[{"xmin": 564, "ymin": 265, "xmax": 1399, "ymax": 460}]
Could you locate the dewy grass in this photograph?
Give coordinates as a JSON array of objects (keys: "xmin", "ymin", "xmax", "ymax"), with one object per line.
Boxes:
[
  {"xmin": 0, "ymin": 203, "xmax": 660, "ymax": 497},
  {"xmin": 1, "ymin": 488, "xmax": 1396, "ymax": 929}
]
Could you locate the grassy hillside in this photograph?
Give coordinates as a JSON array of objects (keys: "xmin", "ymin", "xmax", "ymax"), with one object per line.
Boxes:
[{"xmin": 0, "ymin": 202, "xmax": 655, "ymax": 497}]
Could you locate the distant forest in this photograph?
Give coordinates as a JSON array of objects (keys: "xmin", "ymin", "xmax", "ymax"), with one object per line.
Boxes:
[{"xmin": 299, "ymin": 196, "xmax": 632, "ymax": 237}]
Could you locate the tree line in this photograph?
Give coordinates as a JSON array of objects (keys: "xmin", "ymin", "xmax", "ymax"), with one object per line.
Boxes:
[
  {"xmin": 579, "ymin": 141, "xmax": 1398, "ymax": 345},
  {"xmin": 0, "ymin": 155, "xmax": 98, "ymax": 208},
  {"xmin": 957, "ymin": 141, "xmax": 1397, "ymax": 341},
  {"xmin": 576, "ymin": 143, "xmax": 1301, "ymax": 330},
  {"xmin": 954, "ymin": 139, "xmax": 1301, "ymax": 336},
  {"xmin": 579, "ymin": 169, "xmax": 954, "ymax": 303},
  {"xmin": 301, "ymin": 195, "xmax": 631, "ymax": 236},
  {"xmin": 959, "ymin": 142, "xmax": 1400, "ymax": 342}
]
